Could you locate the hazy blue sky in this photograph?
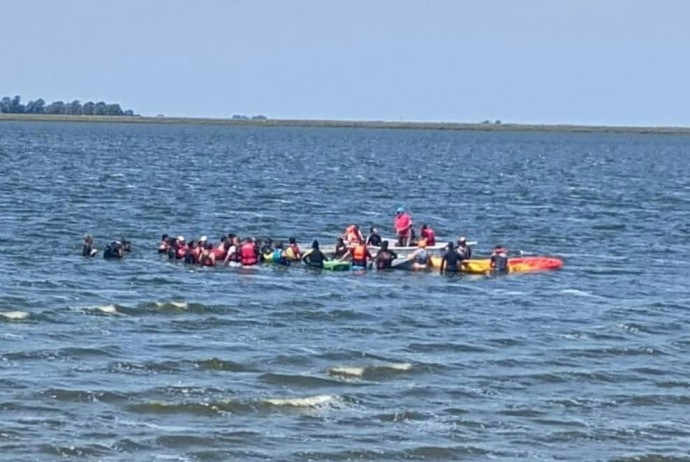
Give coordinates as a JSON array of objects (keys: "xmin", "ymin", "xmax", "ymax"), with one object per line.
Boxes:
[{"xmin": 2, "ymin": 0, "xmax": 688, "ymax": 125}]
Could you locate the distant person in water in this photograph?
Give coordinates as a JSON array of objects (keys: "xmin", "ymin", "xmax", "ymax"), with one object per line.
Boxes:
[
  {"xmin": 103, "ymin": 241, "xmax": 124, "ymax": 259},
  {"xmin": 341, "ymin": 238, "xmax": 373, "ymax": 268},
  {"xmin": 200, "ymin": 242, "xmax": 216, "ymax": 266},
  {"xmin": 457, "ymin": 236, "xmax": 472, "ymax": 260},
  {"xmin": 334, "ymin": 237, "xmax": 348, "ymax": 258},
  {"xmin": 394, "ymin": 206, "xmax": 412, "ymax": 247},
  {"xmin": 285, "ymin": 237, "xmax": 302, "ymax": 261},
  {"xmin": 440, "ymin": 242, "xmax": 462, "ymax": 274},
  {"xmin": 82, "ymin": 235, "xmax": 97, "ymax": 257},
  {"xmin": 271, "ymin": 242, "xmax": 290, "ymax": 265},
  {"xmin": 366, "ymin": 226, "xmax": 382, "ymax": 247},
  {"xmin": 121, "ymin": 238, "xmax": 132, "ymax": 253},
  {"xmin": 302, "ymin": 240, "xmax": 329, "ymax": 268},
  {"xmin": 410, "ymin": 239, "xmax": 430, "ymax": 270},
  {"xmin": 375, "ymin": 240, "xmax": 397, "ymax": 270},
  {"xmin": 490, "ymin": 245, "xmax": 509, "ymax": 274},
  {"xmin": 158, "ymin": 234, "xmax": 171, "ymax": 254}
]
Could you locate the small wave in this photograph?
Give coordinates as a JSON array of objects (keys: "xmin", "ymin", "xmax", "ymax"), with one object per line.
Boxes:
[
  {"xmin": 561, "ymin": 288, "xmax": 595, "ymax": 297},
  {"xmin": 327, "ymin": 362, "xmax": 412, "ymax": 379},
  {"xmin": 195, "ymin": 357, "xmax": 253, "ymax": 372},
  {"xmin": 262, "ymin": 394, "xmax": 339, "ymax": 408},
  {"xmin": 154, "ymin": 300, "xmax": 189, "ymax": 310},
  {"xmin": 0, "ymin": 311, "xmax": 30, "ymax": 321},
  {"xmin": 78, "ymin": 304, "xmax": 123, "ymax": 316}
]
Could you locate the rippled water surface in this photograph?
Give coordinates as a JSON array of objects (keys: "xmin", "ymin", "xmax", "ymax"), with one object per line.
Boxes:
[{"xmin": 0, "ymin": 121, "xmax": 689, "ymax": 461}]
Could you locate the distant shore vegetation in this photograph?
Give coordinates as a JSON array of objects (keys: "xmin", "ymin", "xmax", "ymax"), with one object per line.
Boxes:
[{"xmin": 0, "ymin": 95, "xmax": 136, "ymax": 116}]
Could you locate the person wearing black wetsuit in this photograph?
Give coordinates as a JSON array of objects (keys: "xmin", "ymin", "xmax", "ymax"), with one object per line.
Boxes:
[
  {"xmin": 440, "ymin": 242, "xmax": 462, "ymax": 274},
  {"xmin": 375, "ymin": 240, "xmax": 398, "ymax": 270},
  {"xmin": 103, "ymin": 241, "xmax": 124, "ymax": 259},
  {"xmin": 82, "ymin": 235, "xmax": 97, "ymax": 257},
  {"xmin": 366, "ymin": 226, "xmax": 382, "ymax": 247},
  {"xmin": 302, "ymin": 240, "xmax": 329, "ymax": 268}
]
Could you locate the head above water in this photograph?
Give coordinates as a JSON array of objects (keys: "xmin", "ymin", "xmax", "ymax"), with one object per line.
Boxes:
[
  {"xmin": 161, "ymin": 234, "xmax": 168, "ymax": 241},
  {"xmin": 396, "ymin": 206, "xmax": 404, "ymax": 214},
  {"xmin": 421, "ymin": 224, "xmax": 428, "ymax": 230},
  {"xmin": 447, "ymin": 241, "xmax": 455, "ymax": 250},
  {"xmin": 381, "ymin": 240, "xmax": 389, "ymax": 250},
  {"xmin": 289, "ymin": 237, "xmax": 296, "ymax": 245},
  {"xmin": 370, "ymin": 226, "xmax": 378, "ymax": 234},
  {"xmin": 336, "ymin": 237, "xmax": 344, "ymax": 245},
  {"xmin": 458, "ymin": 236, "xmax": 467, "ymax": 245},
  {"xmin": 418, "ymin": 239, "xmax": 427, "ymax": 249},
  {"xmin": 312, "ymin": 239, "xmax": 319, "ymax": 249}
]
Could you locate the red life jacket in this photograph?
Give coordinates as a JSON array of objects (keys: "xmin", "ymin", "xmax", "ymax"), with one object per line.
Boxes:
[
  {"xmin": 176, "ymin": 245, "xmax": 187, "ymax": 259},
  {"xmin": 213, "ymin": 246, "xmax": 227, "ymax": 261},
  {"xmin": 240, "ymin": 242, "xmax": 258, "ymax": 266},
  {"xmin": 422, "ymin": 228, "xmax": 436, "ymax": 246}
]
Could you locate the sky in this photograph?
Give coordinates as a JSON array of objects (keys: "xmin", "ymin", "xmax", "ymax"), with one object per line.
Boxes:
[{"xmin": 1, "ymin": 0, "xmax": 689, "ymax": 126}]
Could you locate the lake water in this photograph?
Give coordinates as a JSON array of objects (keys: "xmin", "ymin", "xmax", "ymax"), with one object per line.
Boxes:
[{"xmin": 0, "ymin": 121, "xmax": 689, "ymax": 461}]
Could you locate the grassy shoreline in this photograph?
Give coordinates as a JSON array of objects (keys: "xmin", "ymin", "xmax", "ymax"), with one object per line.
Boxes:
[{"xmin": 1, "ymin": 113, "xmax": 689, "ymax": 135}]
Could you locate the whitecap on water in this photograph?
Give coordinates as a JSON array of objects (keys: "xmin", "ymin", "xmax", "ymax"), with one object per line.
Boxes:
[
  {"xmin": 0, "ymin": 311, "xmax": 30, "ymax": 320},
  {"xmin": 328, "ymin": 362, "xmax": 412, "ymax": 378},
  {"xmin": 263, "ymin": 394, "xmax": 338, "ymax": 408}
]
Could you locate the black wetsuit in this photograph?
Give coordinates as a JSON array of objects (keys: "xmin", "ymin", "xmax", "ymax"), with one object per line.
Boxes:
[
  {"xmin": 375, "ymin": 249, "xmax": 397, "ymax": 270},
  {"xmin": 303, "ymin": 249, "xmax": 328, "ymax": 268},
  {"xmin": 82, "ymin": 243, "xmax": 94, "ymax": 257},
  {"xmin": 441, "ymin": 249, "xmax": 461, "ymax": 272},
  {"xmin": 458, "ymin": 244, "xmax": 472, "ymax": 260},
  {"xmin": 367, "ymin": 233, "xmax": 382, "ymax": 247},
  {"xmin": 103, "ymin": 243, "xmax": 123, "ymax": 259}
]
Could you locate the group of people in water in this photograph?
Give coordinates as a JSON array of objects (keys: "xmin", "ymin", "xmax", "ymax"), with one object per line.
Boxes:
[{"xmin": 81, "ymin": 207, "xmax": 510, "ymax": 273}]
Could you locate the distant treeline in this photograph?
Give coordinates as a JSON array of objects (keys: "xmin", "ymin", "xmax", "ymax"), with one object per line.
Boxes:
[{"xmin": 0, "ymin": 95, "xmax": 136, "ymax": 116}]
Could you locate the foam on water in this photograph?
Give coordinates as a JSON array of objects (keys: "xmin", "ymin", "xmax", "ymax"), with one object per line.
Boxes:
[
  {"xmin": 263, "ymin": 394, "xmax": 339, "ymax": 408},
  {"xmin": 0, "ymin": 311, "xmax": 30, "ymax": 320}
]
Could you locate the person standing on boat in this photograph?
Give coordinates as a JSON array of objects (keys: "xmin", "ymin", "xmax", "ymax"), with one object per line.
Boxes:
[{"xmin": 394, "ymin": 207, "xmax": 412, "ymax": 247}]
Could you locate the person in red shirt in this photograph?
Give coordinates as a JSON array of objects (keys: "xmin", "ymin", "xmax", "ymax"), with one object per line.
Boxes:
[
  {"xmin": 419, "ymin": 224, "xmax": 436, "ymax": 246},
  {"xmin": 394, "ymin": 207, "xmax": 412, "ymax": 246}
]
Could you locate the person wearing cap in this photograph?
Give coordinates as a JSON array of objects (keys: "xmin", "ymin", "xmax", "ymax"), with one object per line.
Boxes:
[
  {"xmin": 302, "ymin": 240, "xmax": 329, "ymax": 268},
  {"xmin": 82, "ymin": 235, "xmax": 97, "ymax": 257},
  {"xmin": 440, "ymin": 241, "xmax": 462, "ymax": 274},
  {"xmin": 366, "ymin": 226, "xmax": 382, "ymax": 247},
  {"xmin": 457, "ymin": 236, "xmax": 472, "ymax": 260},
  {"xmin": 490, "ymin": 245, "xmax": 509, "ymax": 274},
  {"xmin": 174, "ymin": 236, "xmax": 188, "ymax": 260},
  {"xmin": 394, "ymin": 206, "xmax": 412, "ymax": 247}
]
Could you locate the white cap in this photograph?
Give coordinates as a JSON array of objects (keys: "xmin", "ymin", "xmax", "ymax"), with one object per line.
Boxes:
[
  {"xmin": 177, "ymin": 235, "xmax": 185, "ymax": 241},
  {"xmin": 199, "ymin": 235, "xmax": 207, "ymax": 242}
]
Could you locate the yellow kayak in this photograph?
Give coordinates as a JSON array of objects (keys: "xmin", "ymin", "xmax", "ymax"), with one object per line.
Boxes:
[{"xmin": 430, "ymin": 255, "xmax": 563, "ymax": 274}]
